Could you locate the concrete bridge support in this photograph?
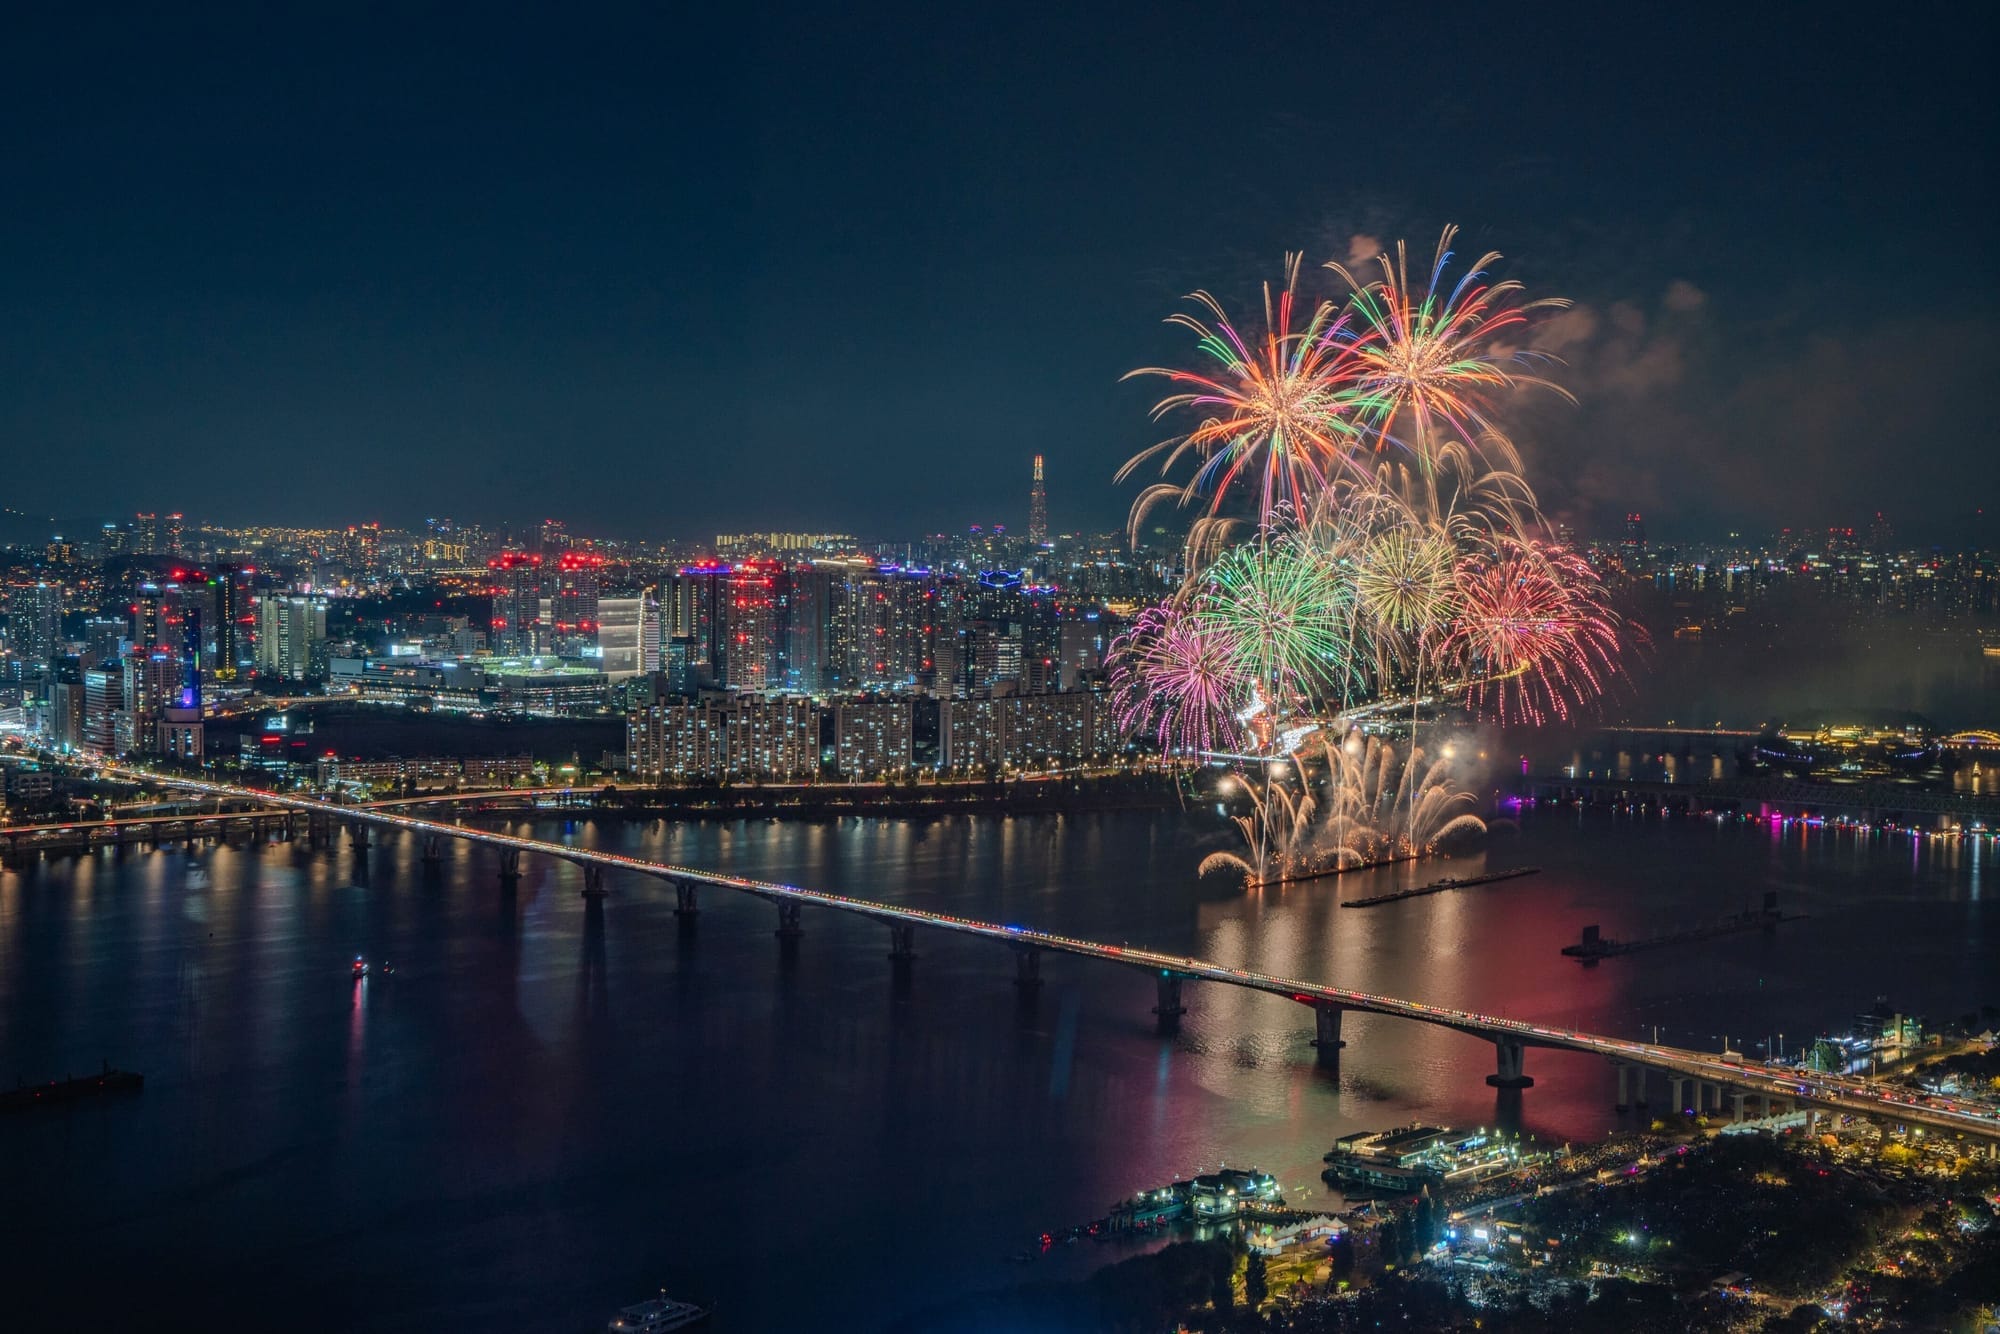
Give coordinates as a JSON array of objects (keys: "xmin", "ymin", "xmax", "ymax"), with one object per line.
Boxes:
[
  {"xmin": 887, "ymin": 923, "xmax": 917, "ymax": 962},
  {"xmin": 422, "ymin": 835, "xmax": 445, "ymax": 867},
  {"xmin": 1311, "ymin": 1003, "xmax": 1345, "ymax": 1063},
  {"xmin": 673, "ymin": 882, "xmax": 699, "ymax": 919},
  {"xmin": 1486, "ymin": 1037, "xmax": 1534, "ymax": 1089},
  {"xmin": 1728, "ymin": 1090, "xmax": 1749, "ymax": 1123},
  {"xmin": 1012, "ymin": 945, "xmax": 1041, "ymax": 991},
  {"xmin": 581, "ymin": 864, "xmax": 607, "ymax": 900},
  {"xmin": 1153, "ymin": 973, "xmax": 1187, "ymax": 1031},
  {"xmin": 1613, "ymin": 1061, "xmax": 1639, "ymax": 1112},
  {"xmin": 774, "ymin": 901, "xmax": 803, "ymax": 941},
  {"xmin": 498, "ymin": 847, "xmax": 522, "ymax": 888},
  {"xmin": 349, "ymin": 822, "xmax": 369, "ymax": 849},
  {"xmin": 1668, "ymin": 1075, "xmax": 1691, "ymax": 1114}
]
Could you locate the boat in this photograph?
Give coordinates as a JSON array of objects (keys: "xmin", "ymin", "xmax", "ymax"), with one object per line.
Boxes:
[
  {"xmin": 352, "ymin": 956, "xmax": 369, "ymax": 978},
  {"xmin": 607, "ymin": 1293, "xmax": 712, "ymax": 1331}
]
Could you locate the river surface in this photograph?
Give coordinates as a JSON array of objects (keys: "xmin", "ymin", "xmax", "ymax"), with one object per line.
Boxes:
[{"xmin": 1, "ymin": 802, "xmax": 1992, "ymax": 1330}]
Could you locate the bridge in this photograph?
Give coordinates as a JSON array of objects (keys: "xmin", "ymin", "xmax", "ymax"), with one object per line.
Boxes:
[
  {"xmin": 35, "ymin": 758, "xmax": 2000, "ymax": 1148},
  {"xmin": 0, "ymin": 788, "xmax": 584, "ymax": 857},
  {"xmin": 1531, "ymin": 774, "xmax": 2000, "ymax": 823}
]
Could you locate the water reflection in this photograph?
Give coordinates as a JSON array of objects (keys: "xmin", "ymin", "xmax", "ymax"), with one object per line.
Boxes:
[{"xmin": 0, "ymin": 806, "xmax": 1993, "ymax": 1331}]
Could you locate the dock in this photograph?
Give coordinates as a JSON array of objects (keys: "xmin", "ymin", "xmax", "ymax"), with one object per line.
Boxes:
[
  {"xmin": 1341, "ymin": 866, "xmax": 1540, "ymax": 909},
  {"xmin": 1562, "ymin": 892, "xmax": 1804, "ymax": 962}
]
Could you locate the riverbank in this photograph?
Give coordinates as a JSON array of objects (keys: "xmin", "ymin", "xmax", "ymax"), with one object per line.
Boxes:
[{"xmin": 525, "ymin": 774, "xmax": 1183, "ymax": 821}]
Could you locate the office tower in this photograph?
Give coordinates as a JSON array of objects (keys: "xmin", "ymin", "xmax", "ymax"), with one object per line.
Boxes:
[
  {"xmin": 1868, "ymin": 512, "xmax": 1895, "ymax": 553},
  {"xmin": 596, "ymin": 594, "xmax": 644, "ymax": 678},
  {"xmin": 133, "ymin": 512, "xmax": 160, "ymax": 554},
  {"xmin": 1621, "ymin": 513, "xmax": 1647, "ymax": 568},
  {"xmin": 256, "ymin": 596, "xmax": 329, "ymax": 681},
  {"xmin": 1021, "ymin": 591, "xmax": 1060, "ymax": 690},
  {"xmin": 665, "ymin": 562, "xmax": 731, "ymax": 686},
  {"xmin": 1028, "ymin": 454, "xmax": 1048, "ymax": 544},
  {"xmin": 164, "ymin": 512, "xmax": 184, "ymax": 555},
  {"xmin": 551, "ymin": 552, "xmax": 605, "ymax": 657},
  {"xmin": 159, "ymin": 608, "xmax": 205, "ymax": 760},
  {"xmin": 638, "ymin": 588, "xmax": 663, "ymax": 674},
  {"xmin": 207, "ymin": 566, "xmax": 253, "ymax": 682},
  {"xmin": 82, "ymin": 665, "xmax": 121, "ymax": 753},
  {"xmin": 488, "ymin": 552, "xmax": 545, "ymax": 654},
  {"xmin": 83, "ymin": 617, "xmax": 126, "ymax": 668},
  {"xmin": 19, "ymin": 582, "xmax": 63, "ymax": 668},
  {"xmin": 121, "ymin": 649, "xmax": 179, "ymax": 755},
  {"xmin": 48, "ymin": 657, "xmax": 85, "ymax": 749},
  {"xmin": 131, "ymin": 583, "xmax": 163, "ymax": 649}
]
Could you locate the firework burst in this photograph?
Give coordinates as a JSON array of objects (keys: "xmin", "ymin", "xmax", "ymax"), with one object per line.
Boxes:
[
  {"xmin": 1445, "ymin": 538, "xmax": 1624, "ymax": 723},
  {"xmin": 1106, "ymin": 600, "xmax": 1248, "ymax": 757},
  {"xmin": 1195, "ymin": 531, "xmax": 1365, "ymax": 709},
  {"xmin": 1120, "ymin": 254, "xmax": 1377, "ymax": 535},
  {"xmin": 1328, "ymin": 227, "xmax": 1571, "ymax": 518}
]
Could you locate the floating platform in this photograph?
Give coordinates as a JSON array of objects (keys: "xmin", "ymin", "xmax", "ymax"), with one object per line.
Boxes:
[
  {"xmin": 1341, "ymin": 866, "xmax": 1540, "ymax": 908},
  {"xmin": 1562, "ymin": 892, "xmax": 1804, "ymax": 962},
  {"xmin": 2, "ymin": 1064, "xmax": 144, "ymax": 1112}
]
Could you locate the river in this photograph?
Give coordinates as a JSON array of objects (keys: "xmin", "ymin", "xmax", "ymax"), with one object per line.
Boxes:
[{"xmin": 0, "ymin": 800, "xmax": 1991, "ymax": 1329}]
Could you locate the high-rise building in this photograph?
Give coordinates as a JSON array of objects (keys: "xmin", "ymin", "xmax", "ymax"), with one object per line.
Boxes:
[
  {"xmin": 487, "ymin": 553, "xmax": 545, "ymax": 654},
  {"xmin": 638, "ymin": 589, "xmax": 664, "ymax": 675},
  {"xmin": 256, "ymin": 596, "xmax": 329, "ymax": 681},
  {"xmin": 207, "ymin": 566, "xmax": 254, "ymax": 683},
  {"xmin": 596, "ymin": 594, "xmax": 644, "ymax": 678},
  {"xmin": 82, "ymin": 665, "xmax": 121, "ymax": 753},
  {"xmin": 1028, "ymin": 454, "xmax": 1048, "ymax": 544},
  {"xmin": 722, "ymin": 562, "xmax": 780, "ymax": 690},
  {"xmin": 15, "ymin": 582, "xmax": 64, "ymax": 668},
  {"xmin": 133, "ymin": 512, "xmax": 160, "ymax": 554},
  {"xmin": 550, "ymin": 552, "xmax": 605, "ymax": 657},
  {"xmin": 1621, "ymin": 513, "xmax": 1647, "ymax": 568}
]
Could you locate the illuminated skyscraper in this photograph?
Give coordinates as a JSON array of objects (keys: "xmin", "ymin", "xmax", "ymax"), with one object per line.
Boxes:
[
  {"xmin": 1028, "ymin": 454, "xmax": 1048, "ymax": 544},
  {"xmin": 488, "ymin": 552, "xmax": 545, "ymax": 654},
  {"xmin": 550, "ymin": 552, "xmax": 605, "ymax": 656}
]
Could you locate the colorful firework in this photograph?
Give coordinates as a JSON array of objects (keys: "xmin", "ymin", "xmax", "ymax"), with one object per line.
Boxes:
[
  {"xmin": 1327, "ymin": 227, "xmax": 1571, "ymax": 517},
  {"xmin": 1120, "ymin": 253, "xmax": 1377, "ymax": 534},
  {"xmin": 1195, "ymin": 531, "xmax": 1364, "ymax": 708},
  {"xmin": 1106, "ymin": 600, "xmax": 1248, "ymax": 757},
  {"xmin": 1444, "ymin": 538, "xmax": 1624, "ymax": 724}
]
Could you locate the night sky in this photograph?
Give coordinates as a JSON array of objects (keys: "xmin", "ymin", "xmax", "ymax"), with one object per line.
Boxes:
[{"xmin": 2, "ymin": 4, "xmax": 1993, "ymax": 542}]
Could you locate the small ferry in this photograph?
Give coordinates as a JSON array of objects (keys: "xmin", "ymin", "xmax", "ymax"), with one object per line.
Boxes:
[
  {"xmin": 607, "ymin": 1293, "xmax": 712, "ymax": 1331},
  {"xmin": 352, "ymin": 956, "xmax": 369, "ymax": 978}
]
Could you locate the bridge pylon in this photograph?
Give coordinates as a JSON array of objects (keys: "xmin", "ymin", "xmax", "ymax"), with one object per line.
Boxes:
[
  {"xmin": 581, "ymin": 864, "xmax": 608, "ymax": 900},
  {"xmin": 1486, "ymin": 1036, "xmax": 1534, "ymax": 1089},
  {"xmin": 1311, "ymin": 1003, "xmax": 1346, "ymax": 1064},
  {"xmin": 1153, "ymin": 972, "xmax": 1187, "ymax": 1032},
  {"xmin": 887, "ymin": 923, "xmax": 917, "ymax": 962},
  {"xmin": 673, "ymin": 881, "xmax": 699, "ymax": 920},
  {"xmin": 774, "ymin": 901, "xmax": 803, "ymax": 941},
  {"xmin": 498, "ymin": 847, "xmax": 522, "ymax": 888},
  {"xmin": 1011, "ymin": 945, "xmax": 1042, "ymax": 991}
]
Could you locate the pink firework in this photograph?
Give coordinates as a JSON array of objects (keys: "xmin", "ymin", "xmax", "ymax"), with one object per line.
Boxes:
[
  {"xmin": 1108, "ymin": 601, "xmax": 1249, "ymax": 756},
  {"xmin": 1445, "ymin": 539, "xmax": 1624, "ymax": 724}
]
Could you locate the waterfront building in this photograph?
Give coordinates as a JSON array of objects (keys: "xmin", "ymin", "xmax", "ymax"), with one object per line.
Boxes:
[{"xmin": 834, "ymin": 695, "xmax": 914, "ymax": 777}]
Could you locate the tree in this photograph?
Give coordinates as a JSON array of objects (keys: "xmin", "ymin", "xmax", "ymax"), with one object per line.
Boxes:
[
  {"xmin": 1245, "ymin": 1251, "xmax": 1267, "ymax": 1306},
  {"xmin": 1210, "ymin": 1261, "xmax": 1234, "ymax": 1313},
  {"xmin": 1329, "ymin": 1231, "xmax": 1355, "ymax": 1283},
  {"xmin": 1377, "ymin": 1219, "xmax": 1402, "ymax": 1269}
]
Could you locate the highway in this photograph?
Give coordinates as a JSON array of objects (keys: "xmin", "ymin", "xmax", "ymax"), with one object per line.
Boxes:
[{"xmin": 53, "ymin": 760, "xmax": 2000, "ymax": 1145}]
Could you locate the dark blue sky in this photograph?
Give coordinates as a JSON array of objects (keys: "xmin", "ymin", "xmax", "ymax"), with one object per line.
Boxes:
[{"xmin": 2, "ymin": 3, "xmax": 1993, "ymax": 542}]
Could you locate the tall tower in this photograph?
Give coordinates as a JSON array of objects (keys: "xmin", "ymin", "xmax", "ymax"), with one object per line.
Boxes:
[{"xmin": 1028, "ymin": 454, "xmax": 1048, "ymax": 544}]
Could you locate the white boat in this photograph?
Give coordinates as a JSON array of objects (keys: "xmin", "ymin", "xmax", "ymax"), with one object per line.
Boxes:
[{"xmin": 607, "ymin": 1293, "xmax": 711, "ymax": 1332}]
